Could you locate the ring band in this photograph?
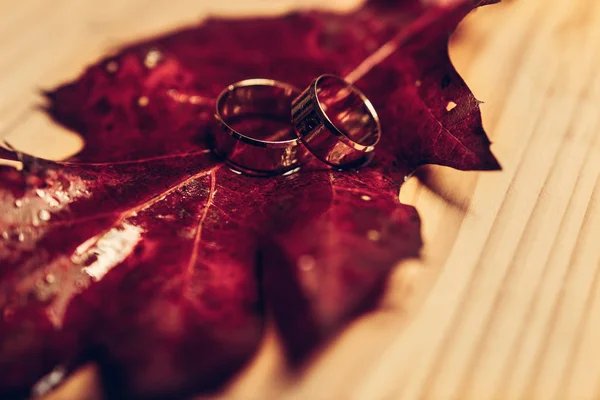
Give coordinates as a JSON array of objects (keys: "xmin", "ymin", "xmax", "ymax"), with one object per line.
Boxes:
[
  {"xmin": 291, "ymin": 74, "xmax": 381, "ymax": 168},
  {"xmin": 213, "ymin": 79, "xmax": 307, "ymax": 176}
]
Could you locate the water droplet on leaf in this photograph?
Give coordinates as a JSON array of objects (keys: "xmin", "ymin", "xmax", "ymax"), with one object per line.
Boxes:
[
  {"xmin": 106, "ymin": 61, "xmax": 119, "ymax": 73},
  {"xmin": 367, "ymin": 230, "xmax": 380, "ymax": 241},
  {"xmin": 39, "ymin": 210, "xmax": 51, "ymax": 221},
  {"xmin": 144, "ymin": 49, "xmax": 163, "ymax": 68},
  {"xmin": 138, "ymin": 96, "xmax": 150, "ymax": 107},
  {"xmin": 297, "ymin": 254, "xmax": 316, "ymax": 271}
]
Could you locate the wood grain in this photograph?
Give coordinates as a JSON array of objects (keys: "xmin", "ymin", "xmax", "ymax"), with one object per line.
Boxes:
[{"xmin": 1, "ymin": 0, "xmax": 599, "ymax": 399}]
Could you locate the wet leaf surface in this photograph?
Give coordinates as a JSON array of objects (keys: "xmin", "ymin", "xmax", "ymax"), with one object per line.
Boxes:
[{"xmin": 0, "ymin": 0, "xmax": 499, "ymax": 398}]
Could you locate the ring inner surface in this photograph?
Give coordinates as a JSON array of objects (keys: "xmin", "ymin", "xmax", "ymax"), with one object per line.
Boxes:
[
  {"xmin": 219, "ymin": 83, "xmax": 298, "ymax": 146},
  {"xmin": 315, "ymin": 76, "xmax": 379, "ymax": 147}
]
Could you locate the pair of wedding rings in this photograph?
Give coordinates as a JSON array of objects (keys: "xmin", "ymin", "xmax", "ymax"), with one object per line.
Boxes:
[{"xmin": 212, "ymin": 74, "xmax": 381, "ymax": 176}]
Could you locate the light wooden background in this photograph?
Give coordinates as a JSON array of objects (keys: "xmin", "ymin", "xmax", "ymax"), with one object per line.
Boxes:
[{"xmin": 2, "ymin": 0, "xmax": 600, "ymax": 399}]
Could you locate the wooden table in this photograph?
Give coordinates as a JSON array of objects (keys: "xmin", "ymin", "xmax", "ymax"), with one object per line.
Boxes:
[{"xmin": 2, "ymin": 0, "xmax": 599, "ymax": 399}]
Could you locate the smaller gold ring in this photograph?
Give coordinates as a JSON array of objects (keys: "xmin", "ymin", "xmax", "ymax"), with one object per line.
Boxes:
[{"xmin": 291, "ymin": 74, "xmax": 381, "ymax": 168}]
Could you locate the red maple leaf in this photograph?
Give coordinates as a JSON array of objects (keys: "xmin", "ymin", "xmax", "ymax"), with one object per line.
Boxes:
[{"xmin": 0, "ymin": 0, "xmax": 500, "ymax": 398}]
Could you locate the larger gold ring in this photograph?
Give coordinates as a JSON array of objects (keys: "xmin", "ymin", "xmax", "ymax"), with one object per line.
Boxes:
[{"xmin": 213, "ymin": 79, "xmax": 307, "ymax": 176}]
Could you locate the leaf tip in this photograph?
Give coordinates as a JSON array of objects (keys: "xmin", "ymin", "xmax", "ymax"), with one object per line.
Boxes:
[{"xmin": 479, "ymin": 151, "xmax": 502, "ymax": 171}]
